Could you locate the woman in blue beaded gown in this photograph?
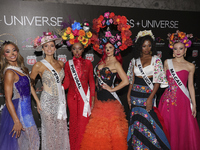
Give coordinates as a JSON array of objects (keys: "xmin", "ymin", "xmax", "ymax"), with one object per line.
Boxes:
[
  {"xmin": 0, "ymin": 41, "xmax": 40, "ymax": 150},
  {"xmin": 30, "ymin": 32, "xmax": 70, "ymax": 150}
]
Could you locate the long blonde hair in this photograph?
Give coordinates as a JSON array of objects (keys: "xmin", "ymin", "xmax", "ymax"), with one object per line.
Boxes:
[{"xmin": 0, "ymin": 41, "xmax": 29, "ymax": 83}]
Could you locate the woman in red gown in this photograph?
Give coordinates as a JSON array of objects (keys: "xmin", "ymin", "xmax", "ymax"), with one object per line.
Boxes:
[{"xmin": 61, "ymin": 21, "xmax": 95, "ymax": 150}]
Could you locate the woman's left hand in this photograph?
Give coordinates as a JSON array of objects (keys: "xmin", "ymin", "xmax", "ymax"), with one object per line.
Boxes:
[
  {"xmin": 102, "ymin": 83, "xmax": 113, "ymax": 92},
  {"xmin": 36, "ymin": 101, "xmax": 42, "ymax": 114},
  {"xmin": 192, "ymin": 105, "xmax": 197, "ymax": 118},
  {"xmin": 146, "ymin": 98, "xmax": 153, "ymax": 112},
  {"xmin": 91, "ymin": 96, "xmax": 95, "ymax": 110}
]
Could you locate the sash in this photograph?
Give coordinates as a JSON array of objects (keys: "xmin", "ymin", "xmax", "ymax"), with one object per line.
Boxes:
[
  {"xmin": 69, "ymin": 60, "xmax": 91, "ymax": 117},
  {"xmin": 41, "ymin": 59, "xmax": 67, "ymax": 120},
  {"xmin": 167, "ymin": 59, "xmax": 193, "ymax": 111},
  {"xmin": 4, "ymin": 66, "xmax": 27, "ymax": 76},
  {"xmin": 4, "ymin": 66, "xmax": 31, "ymax": 89},
  {"xmin": 136, "ymin": 57, "xmax": 156, "ymax": 107},
  {"xmin": 94, "ymin": 66, "xmax": 122, "ymax": 105}
]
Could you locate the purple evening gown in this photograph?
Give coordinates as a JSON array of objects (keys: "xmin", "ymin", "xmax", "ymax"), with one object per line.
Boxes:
[{"xmin": 0, "ymin": 69, "xmax": 40, "ymax": 150}]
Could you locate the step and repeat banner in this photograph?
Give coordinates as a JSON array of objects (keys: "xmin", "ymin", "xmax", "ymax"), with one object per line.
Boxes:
[{"xmin": 0, "ymin": 1, "xmax": 200, "ymax": 132}]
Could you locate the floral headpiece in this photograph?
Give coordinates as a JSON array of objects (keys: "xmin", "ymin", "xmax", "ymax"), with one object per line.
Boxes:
[
  {"xmin": 167, "ymin": 30, "xmax": 193, "ymax": 49},
  {"xmin": 33, "ymin": 31, "xmax": 62, "ymax": 51},
  {"xmin": 91, "ymin": 11, "xmax": 133, "ymax": 55},
  {"xmin": 60, "ymin": 21, "xmax": 92, "ymax": 48},
  {"xmin": 135, "ymin": 30, "xmax": 155, "ymax": 43}
]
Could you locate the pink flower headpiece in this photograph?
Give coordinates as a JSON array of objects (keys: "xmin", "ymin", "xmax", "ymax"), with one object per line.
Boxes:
[
  {"xmin": 168, "ymin": 30, "xmax": 193, "ymax": 49},
  {"xmin": 33, "ymin": 31, "xmax": 62, "ymax": 51},
  {"xmin": 91, "ymin": 11, "xmax": 133, "ymax": 55}
]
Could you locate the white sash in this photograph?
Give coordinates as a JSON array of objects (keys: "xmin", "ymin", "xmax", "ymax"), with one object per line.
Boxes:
[
  {"xmin": 94, "ymin": 66, "xmax": 122, "ymax": 105},
  {"xmin": 68, "ymin": 60, "xmax": 91, "ymax": 117},
  {"xmin": 41, "ymin": 59, "xmax": 67, "ymax": 120},
  {"xmin": 4, "ymin": 65, "xmax": 31, "ymax": 87},
  {"xmin": 4, "ymin": 66, "xmax": 27, "ymax": 76},
  {"xmin": 167, "ymin": 59, "xmax": 193, "ymax": 111},
  {"xmin": 136, "ymin": 58, "xmax": 156, "ymax": 107}
]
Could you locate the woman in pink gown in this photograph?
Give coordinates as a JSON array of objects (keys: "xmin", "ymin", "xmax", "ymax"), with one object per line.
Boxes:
[{"xmin": 158, "ymin": 30, "xmax": 200, "ymax": 150}]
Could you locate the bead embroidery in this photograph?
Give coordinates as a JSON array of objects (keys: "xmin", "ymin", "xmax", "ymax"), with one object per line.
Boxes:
[
  {"xmin": 132, "ymin": 84, "xmax": 152, "ymax": 93},
  {"xmin": 130, "ymin": 119, "xmax": 160, "ymax": 148},
  {"xmin": 161, "ymin": 74, "xmax": 178, "ymax": 110}
]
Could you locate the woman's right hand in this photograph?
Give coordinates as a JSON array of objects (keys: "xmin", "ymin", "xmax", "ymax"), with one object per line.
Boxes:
[
  {"xmin": 10, "ymin": 121, "xmax": 25, "ymax": 138},
  {"xmin": 146, "ymin": 98, "xmax": 153, "ymax": 112},
  {"xmin": 127, "ymin": 97, "xmax": 131, "ymax": 109}
]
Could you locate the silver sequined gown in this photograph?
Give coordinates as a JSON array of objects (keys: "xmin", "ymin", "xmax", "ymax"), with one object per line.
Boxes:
[{"xmin": 40, "ymin": 69, "xmax": 70, "ymax": 150}]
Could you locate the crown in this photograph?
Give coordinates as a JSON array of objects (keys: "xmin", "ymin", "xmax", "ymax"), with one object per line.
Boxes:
[{"xmin": 135, "ymin": 30, "xmax": 155, "ymax": 42}]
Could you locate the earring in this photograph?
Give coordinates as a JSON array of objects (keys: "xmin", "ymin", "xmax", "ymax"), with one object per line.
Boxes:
[
  {"xmin": 42, "ymin": 51, "xmax": 45, "ymax": 58},
  {"xmin": 149, "ymin": 51, "xmax": 152, "ymax": 55},
  {"xmin": 173, "ymin": 53, "xmax": 175, "ymax": 57},
  {"xmin": 54, "ymin": 50, "xmax": 57, "ymax": 59},
  {"xmin": 184, "ymin": 53, "xmax": 186, "ymax": 57}
]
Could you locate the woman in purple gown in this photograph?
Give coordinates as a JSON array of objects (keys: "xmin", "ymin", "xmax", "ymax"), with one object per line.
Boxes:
[
  {"xmin": 158, "ymin": 30, "xmax": 200, "ymax": 150},
  {"xmin": 0, "ymin": 41, "xmax": 40, "ymax": 150}
]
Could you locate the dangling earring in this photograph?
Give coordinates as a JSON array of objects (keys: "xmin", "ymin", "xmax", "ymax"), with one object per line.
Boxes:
[
  {"xmin": 149, "ymin": 51, "xmax": 152, "ymax": 55},
  {"xmin": 42, "ymin": 51, "xmax": 45, "ymax": 58},
  {"xmin": 54, "ymin": 50, "xmax": 57, "ymax": 59},
  {"xmin": 184, "ymin": 53, "xmax": 186, "ymax": 57},
  {"xmin": 173, "ymin": 53, "xmax": 175, "ymax": 57},
  {"xmin": 140, "ymin": 52, "xmax": 143, "ymax": 57}
]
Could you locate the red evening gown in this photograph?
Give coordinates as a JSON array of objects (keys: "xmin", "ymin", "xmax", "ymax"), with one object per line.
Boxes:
[{"xmin": 63, "ymin": 56, "xmax": 95, "ymax": 150}]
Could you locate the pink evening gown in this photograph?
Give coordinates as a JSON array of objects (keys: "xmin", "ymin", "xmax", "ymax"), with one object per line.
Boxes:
[{"xmin": 158, "ymin": 70, "xmax": 200, "ymax": 150}]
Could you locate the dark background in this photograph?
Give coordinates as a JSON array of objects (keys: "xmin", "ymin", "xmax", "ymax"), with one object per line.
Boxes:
[{"xmin": 0, "ymin": 1, "xmax": 199, "ymax": 135}]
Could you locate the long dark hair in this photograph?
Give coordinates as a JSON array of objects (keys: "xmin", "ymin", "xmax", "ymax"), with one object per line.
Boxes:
[
  {"xmin": 134, "ymin": 35, "xmax": 156, "ymax": 59},
  {"xmin": 0, "ymin": 41, "xmax": 29, "ymax": 83}
]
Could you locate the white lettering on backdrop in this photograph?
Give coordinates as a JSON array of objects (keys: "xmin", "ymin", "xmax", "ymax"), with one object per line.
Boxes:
[
  {"xmin": 3, "ymin": 15, "xmax": 63, "ymax": 26},
  {"xmin": 127, "ymin": 19, "xmax": 179, "ymax": 28}
]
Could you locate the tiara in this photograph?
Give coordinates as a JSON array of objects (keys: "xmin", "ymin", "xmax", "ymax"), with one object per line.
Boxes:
[
  {"xmin": 135, "ymin": 30, "xmax": 155, "ymax": 43},
  {"xmin": 167, "ymin": 30, "xmax": 193, "ymax": 49}
]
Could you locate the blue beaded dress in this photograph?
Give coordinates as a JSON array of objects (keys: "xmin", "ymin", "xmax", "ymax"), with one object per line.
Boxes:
[{"xmin": 0, "ymin": 69, "xmax": 40, "ymax": 150}]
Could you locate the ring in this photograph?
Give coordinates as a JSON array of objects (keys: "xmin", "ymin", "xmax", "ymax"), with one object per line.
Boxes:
[{"xmin": 14, "ymin": 131, "xmax": 16, "ymax": 133}]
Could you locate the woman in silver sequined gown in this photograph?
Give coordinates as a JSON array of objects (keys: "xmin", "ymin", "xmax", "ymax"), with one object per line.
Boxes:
[{"xmin": 30, "ymin": 32, "xmax": 70, "ymax": 150}]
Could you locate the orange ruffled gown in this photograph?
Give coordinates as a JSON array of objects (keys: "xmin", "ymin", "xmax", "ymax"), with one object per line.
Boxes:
[{"xmin": 80, "ymin": 66, "xmax": 128, "ymax": 150}]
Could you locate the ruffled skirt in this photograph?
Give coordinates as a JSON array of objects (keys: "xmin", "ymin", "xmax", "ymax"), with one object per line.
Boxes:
[{"xmin": 80, "ymin": 99, "xmax": 128, "ymax": 150}]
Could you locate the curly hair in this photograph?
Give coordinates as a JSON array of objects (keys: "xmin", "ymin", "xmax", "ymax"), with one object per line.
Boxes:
[
  {"xmin": 133, "ymin": 35, "xmax": 156, "ymax": 59},
  {"xmin": 0, "ymin": 41, "xmax": 29, "ymax": 83}
]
